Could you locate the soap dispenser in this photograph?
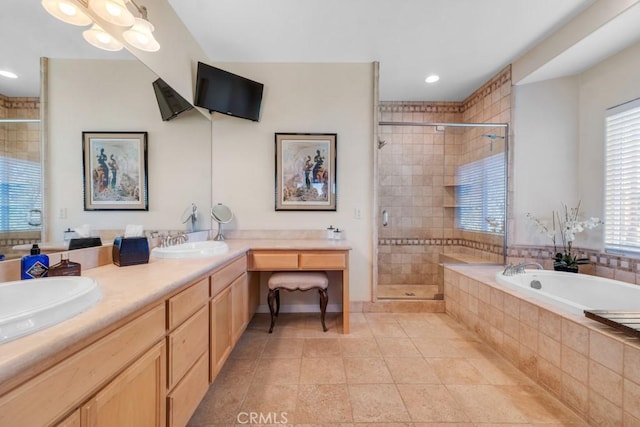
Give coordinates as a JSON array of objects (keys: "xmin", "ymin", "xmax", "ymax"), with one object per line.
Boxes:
[{"xmin": 21, "ymin": 244, "xmax": 49, "ymax": 279}]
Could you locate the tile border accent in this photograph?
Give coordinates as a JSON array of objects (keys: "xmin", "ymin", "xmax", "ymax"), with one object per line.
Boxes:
[
  {"xmin": 508, "ymin": 244, "xmax": 640, "ymax": 278},
  {"xmin": 379, "ymin": 237, "xmax": 503, "ymax": 256}
]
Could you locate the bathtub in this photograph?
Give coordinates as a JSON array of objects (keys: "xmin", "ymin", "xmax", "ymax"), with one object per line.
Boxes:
[{"xmin": 494, "ymin": 269, "xmax": 640, "ymax": 315}]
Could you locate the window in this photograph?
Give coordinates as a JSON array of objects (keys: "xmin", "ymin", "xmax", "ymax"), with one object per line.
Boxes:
[
  {"xmin": 0, "ymin": 156, "xmax": 42, "ymax": 232},
  {"xmin": 455, "ymin": 153, "xmax": 506, "ymax": 233},
  {"xmin": 605, "ymin": 98, "xmax": 640, "ymax": 254}
]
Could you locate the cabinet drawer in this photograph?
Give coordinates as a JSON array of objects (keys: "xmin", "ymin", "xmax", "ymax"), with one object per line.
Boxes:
[
  {"xmin": 248, "ymin": 252, "xmax": 299, "ymax": 270},
  {"xmin": 167, "ymin": 305, "xmax": 208, "ymax": 390},
  {"xmin": 211, "ymin": 256, "xmax": 247, "ymax": 297},
  {"xmin": 0, "ymin": 304, "xmax": 165, "ymax": 427},
  {"xmin": 299, "ymin": 252, "xmax": 347, "ymax": 269},
  {"xmin": 167, "ymin": 352, "xmax": 209, "ymax": 427},
  {"xmin": 167, "ymin": 278, "xmax": 208, "ymax": 331}
]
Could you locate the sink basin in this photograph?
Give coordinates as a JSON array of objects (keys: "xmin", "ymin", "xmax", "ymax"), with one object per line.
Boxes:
[
  {"xmin": 151, "ymin": 240, "xmax": 229, "ymax": 259},
  {"xmin": 0, "ymin": 277, "xmax": 101, "ymax": 344}
]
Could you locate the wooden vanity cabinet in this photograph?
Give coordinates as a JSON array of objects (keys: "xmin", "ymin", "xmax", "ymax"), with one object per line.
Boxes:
[
  {"xmin": 0, "ymin": 304, "xmax": 166, "ymax": 427},
  {"xmin": 165, "ymin": 278, "xmax": 209, "ymax": 427},
  {"xmin": 2, "ymin": 252, "xmax": 265, "ymax": 427}
]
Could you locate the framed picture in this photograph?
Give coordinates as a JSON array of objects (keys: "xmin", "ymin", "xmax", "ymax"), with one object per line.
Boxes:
[
  {"xmin": 82, "ymin": 131, "xmax": 148, "ymax": 211},
  {"xmin": 275, "ymin": 132, "xmax": 337, "ymax": 211}
]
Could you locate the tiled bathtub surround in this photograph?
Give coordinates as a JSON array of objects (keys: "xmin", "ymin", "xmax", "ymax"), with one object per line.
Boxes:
[{"xmin": 444, "ymin": 264, "xmax": 640, "ymax": 426}]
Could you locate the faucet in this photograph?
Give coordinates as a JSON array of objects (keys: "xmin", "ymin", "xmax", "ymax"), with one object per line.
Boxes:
[
  {"xmin": 168, "ymin": 232, "xmax": 188, "ymax": 246},
  {"xmin": 182, "ymin": 203, "xmax": 198, "ymax": 232},
  {"xmin": 502, "ymin": 262, "xmax": 544, "ymax": 276},
  {"xmin": 513, "ymin": 262, "xmax": 544, "ymax": 274},
  {"xmin": 502, "ymin": 263, "xmax": 515, "ymax": 276}
]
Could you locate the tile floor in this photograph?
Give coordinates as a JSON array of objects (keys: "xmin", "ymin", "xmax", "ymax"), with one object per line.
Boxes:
[{"xmin": 188, "ymin": 312, "xmax": 588, "ymax": 426}]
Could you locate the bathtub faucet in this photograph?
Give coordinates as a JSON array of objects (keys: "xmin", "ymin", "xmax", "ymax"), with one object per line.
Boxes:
[
  {"xmin": 502, "ymin": 263, "xmax": 515, "ymax": 276},
  {"xmin": 513, "ymin": 262, "xmax": 544, "ymax": 274}
]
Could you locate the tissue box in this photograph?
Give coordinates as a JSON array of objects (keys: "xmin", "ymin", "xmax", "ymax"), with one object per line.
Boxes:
[
  {"xmin": 112, "ymin": 236, "xmax": 149, "ymax": 267},
  {"xmin": 69, "ymin": 237, "xmax": 102, "ymax": 250}
]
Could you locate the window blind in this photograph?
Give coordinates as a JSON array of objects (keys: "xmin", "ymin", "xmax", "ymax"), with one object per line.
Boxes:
[
  {"xmin": 455, "ymin": 153, "xmax": 505, "ymax": 233},
  {"xmin": 605, "ymin": 98, "xmax": 640, "ymax": 254},
  {"xmin": 0, "ymin": 156, "xmax": 42, "ymax": 232}
]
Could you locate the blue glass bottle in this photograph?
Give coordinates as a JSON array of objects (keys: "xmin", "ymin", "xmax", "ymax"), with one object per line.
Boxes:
[{"xmin": 21, "ymin": 244, "xmax": 49, "ymax": 279}]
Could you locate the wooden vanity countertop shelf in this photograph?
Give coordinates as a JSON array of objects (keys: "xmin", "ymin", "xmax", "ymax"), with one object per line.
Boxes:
[{"xmin": 244, "ymin": 239, "xmax": 351, "ymax": 334}]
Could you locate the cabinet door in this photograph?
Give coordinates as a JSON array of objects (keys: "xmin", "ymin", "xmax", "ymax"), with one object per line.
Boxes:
[
  {"xmin": 231, "ymin": 273, "xmax": 248, "ymax": 344},
  {"xmin": 210, "ymin": 287, "xmax": 232, "ymax": 382},
  {"xmin": 82, "ymin": 341, "xmax": 166, "ymax": 427}
]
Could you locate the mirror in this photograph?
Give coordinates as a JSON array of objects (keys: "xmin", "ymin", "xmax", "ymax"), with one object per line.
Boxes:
[
  {"xmin": 0, "ymin": 1, "xmax": 212, "ymax": 261},
  {"xmin": 211, "ymin": 204, "xmax": 233, "ymax": 241}
]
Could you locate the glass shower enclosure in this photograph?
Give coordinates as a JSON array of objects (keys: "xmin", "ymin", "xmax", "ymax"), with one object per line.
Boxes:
[{"xmin": 376, "ymin": 121, "xmax": 508, "ymax": 300}]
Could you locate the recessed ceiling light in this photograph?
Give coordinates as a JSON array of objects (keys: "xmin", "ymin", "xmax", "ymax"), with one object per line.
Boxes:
[
  {"xmin": 425, "ymin": 74, "xmax": 440, "ymax": 83},
  {"xmin": 0, "ymin": 70, "xmax": 18, "ymax": 79}
]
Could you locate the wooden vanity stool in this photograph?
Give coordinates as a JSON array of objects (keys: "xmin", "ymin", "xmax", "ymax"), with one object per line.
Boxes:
[{"xmin": 267, "ymin": 271, "xmax": 329, "ymax": 333}]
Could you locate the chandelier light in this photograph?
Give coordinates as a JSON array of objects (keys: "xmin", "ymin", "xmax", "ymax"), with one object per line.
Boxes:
[
  {"xmin": 89, "ymin": 0, "xmax": 135, "ymax": 27},
  {"xmin": 83, "ymin": 24, "xmax": 124, "ymax": 51},
  {"xmin": 41, "ymin": 0, "xmax": 160, "ymax": 52},
  {"xmin": 123, "ymin": 16, "xmax": 160, "ymax": 52},
  {"xmin": 41, "ymin": 0, "xmax": 92, "ymax": 26}
]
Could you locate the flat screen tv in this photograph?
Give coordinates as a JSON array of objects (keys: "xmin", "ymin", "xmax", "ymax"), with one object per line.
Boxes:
[
  {"xmin": 152, "ymin": 78, "xmax": 193, "ymax": 121},
  {"xmin": 194, "ymin": 62, "xmax": 264, "ymax": 122}
]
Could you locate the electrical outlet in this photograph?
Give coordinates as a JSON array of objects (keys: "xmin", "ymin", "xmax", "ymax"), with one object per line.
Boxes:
[
  {"xmin": 58, "ymin": 207, "xmax": 67, "ymax": 219},
  {"xmin": 354, "ymin": 208, "xmax": 362, "ymax": 219}
]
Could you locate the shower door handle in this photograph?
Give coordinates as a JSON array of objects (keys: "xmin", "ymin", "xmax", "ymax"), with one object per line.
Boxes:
[{"xmin": 382, "ymin": 210, "xmax": 388, "ymax": 226}]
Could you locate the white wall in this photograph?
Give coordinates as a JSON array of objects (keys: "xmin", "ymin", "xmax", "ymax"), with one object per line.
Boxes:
[
  {"xmin": 513, "ymin": 40, "xmax": 640, "ymax": 250},
  {"xmin": 577, "ymin": 41, "xmax": 640, "ymax": 249},
  {"xmin": 46, "ymin": 58, "xmax": 212, "ymax": 241},
  {"xmin": 209, "ymin": 62, "xmax": 374, "ymax": 303},
  {"xmin": 512, "ymin": 76, "xmax": 580, "ymax": 246}
]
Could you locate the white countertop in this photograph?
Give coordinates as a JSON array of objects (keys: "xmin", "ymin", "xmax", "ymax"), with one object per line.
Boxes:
[{"xmin": 0, "ymin": 238, "xmax": 351, "ymax": 394}]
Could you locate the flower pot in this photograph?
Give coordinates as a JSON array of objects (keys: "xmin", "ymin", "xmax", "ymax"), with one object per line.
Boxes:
[{"xmin": 554, "ymin": 265, "xmax": 579, "ymax": 273}]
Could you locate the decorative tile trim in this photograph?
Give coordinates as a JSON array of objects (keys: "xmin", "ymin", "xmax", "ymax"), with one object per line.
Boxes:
[
  {"xmin": 379, "ymin": 237, "xmax": 503, "ymax": 255},
  {"xmin": 460, "ymin": 65, "xmax": 511, "ymax": 113},
  {"xmin": 379, "ymin": 101, "xmax": 462, "ymax": 114}
]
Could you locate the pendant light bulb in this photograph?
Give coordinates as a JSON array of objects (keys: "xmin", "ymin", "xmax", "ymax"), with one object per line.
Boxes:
[
  {"xmin": 41, "ymin": 0, "xmax": 92, "ymax": 26},
  {"xmin": 83, "ymin": 24, "xmax": 124, "ymax": 51},
  {"xmin": 123, "ymin": 17, "xmax": 160, "ymax": 52}
]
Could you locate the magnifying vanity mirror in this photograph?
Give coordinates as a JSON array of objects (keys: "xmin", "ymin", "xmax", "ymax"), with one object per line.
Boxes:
[{"xmin": 211, "ymin": 203, "xmax": 233, "ymax": 241}]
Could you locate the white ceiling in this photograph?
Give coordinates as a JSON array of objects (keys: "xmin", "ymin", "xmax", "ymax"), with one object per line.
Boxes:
[{"xmin": 2, "ymin": 0, "xmax": 634, "ymax": 102}]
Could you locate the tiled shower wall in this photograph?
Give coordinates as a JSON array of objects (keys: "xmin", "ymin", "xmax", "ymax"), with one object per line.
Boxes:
[
  {"xmin": 377, "ymin": 66, "xmax": 511, "ymax": 298},
  {"xmin": 0, "ymin": 95, "xmax": 41, "ymax": 259}
]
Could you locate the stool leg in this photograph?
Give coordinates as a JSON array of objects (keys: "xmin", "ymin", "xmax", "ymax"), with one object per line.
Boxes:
[
  {"xmin": 319, "ymin": 288, "xmax": 328, "ymax": 332},
  {"xmin": 275, "ymin": 289, "xmax": 280, "ymax": 316},
  {"xmin": 267, "ymin": 289, "xmax": 277, "ymax": 333}
]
